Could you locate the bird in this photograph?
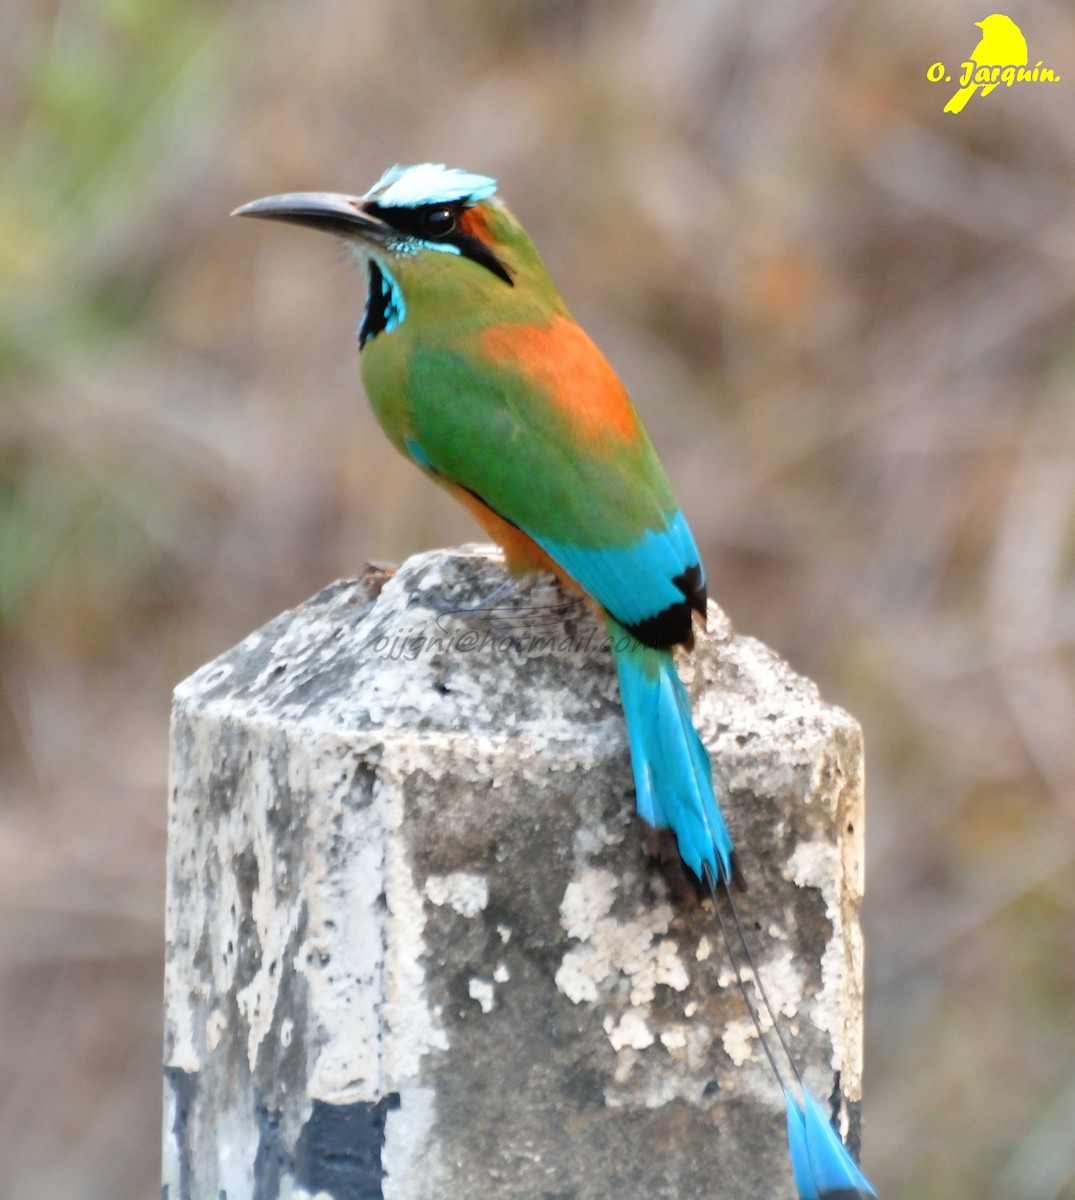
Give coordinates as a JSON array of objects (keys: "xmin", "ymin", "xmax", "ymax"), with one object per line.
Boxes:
[
  {"xmin": 944, "ymin": 13, "xmax": 1028, "ymax": 113},
  {"xmin": 234, "ymin": 163, "xmax": 877, "ymax": 1200}
]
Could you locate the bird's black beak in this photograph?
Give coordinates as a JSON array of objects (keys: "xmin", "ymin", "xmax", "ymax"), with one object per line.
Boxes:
[{"xmin": 231, "ymin": 192, "xmax": 391, "ymax": 243}]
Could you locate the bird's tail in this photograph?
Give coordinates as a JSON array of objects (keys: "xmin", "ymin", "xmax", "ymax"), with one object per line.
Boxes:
[
  {"xmin": 703, "ymin": 870, "xmax": 878, "ymax": 1199},
  {"xmin": 609, "ymin": 617, "xmax": 877, "ymax": 1200},
  {"xmin": 944, "ymin": 84, "xmax": 977, "ymax": 113},
  {"xmin": 609, "ymin": 619, "xmax": 735, "ymax": 883}
]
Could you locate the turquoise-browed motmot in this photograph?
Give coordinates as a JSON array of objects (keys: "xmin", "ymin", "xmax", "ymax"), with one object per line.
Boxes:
[{"xmin": 235, "ymin": 163, "xmax": 876, "ymax": 1200}]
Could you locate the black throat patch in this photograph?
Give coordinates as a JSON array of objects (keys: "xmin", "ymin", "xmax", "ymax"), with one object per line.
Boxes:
[{"xmin": 359, "ymin": 259, "xmax": 403, "ymax": 347}]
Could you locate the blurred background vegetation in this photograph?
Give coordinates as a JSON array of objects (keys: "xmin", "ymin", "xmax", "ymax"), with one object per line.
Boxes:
[{"xmin": 2, "ymin": 1, "xmax": 1074, "ymax": 1196}]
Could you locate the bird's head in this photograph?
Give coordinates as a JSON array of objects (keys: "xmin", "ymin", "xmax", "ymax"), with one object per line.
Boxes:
[
  {"xmin": 975, "ymin": 13, "xmax": 1016, "ymax": 33},
  {"xmin": 234, "ymin": 163, "xmax": 560, "ymax": 345}
]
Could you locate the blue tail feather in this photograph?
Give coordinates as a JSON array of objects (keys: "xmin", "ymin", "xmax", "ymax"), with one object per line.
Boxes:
[
  {"xmin": 785, "ymin": 1088, "xmax": 876, "ymax": 1199},
  {"xmin": 610, "ymin": 616, "xmax": 878, "ymax": 1199},
  {"xmin": 609, "ymin": 620, "xmax": 734, "ymax": 881},
  {"xmin": 785, "ymin": 1086, "xmax": 817, "ymax": 1200}
]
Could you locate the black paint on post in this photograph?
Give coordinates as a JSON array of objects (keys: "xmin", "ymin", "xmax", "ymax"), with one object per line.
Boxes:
[
  {"xmin": 253, "ymin": 1097, "xmax": 291, "ymax": 1200},
  {"xmin": 164, "ymin": 1066, "xmax": 199, "ymax": 1200},
  {"xmin": 293, "ymin": 1095, "xmax": 401, "ymax": 1200}
]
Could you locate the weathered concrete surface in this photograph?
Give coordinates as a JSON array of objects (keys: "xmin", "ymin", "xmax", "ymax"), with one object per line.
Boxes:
[{"xmin": 164, "ymin": 544, "xmax": 866, "ymax": 1200}]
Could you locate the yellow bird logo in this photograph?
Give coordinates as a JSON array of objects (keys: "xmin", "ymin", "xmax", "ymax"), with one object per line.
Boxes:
[{"xmin": 945, "ymin": 14, "xmax": 1029, "ymax": 113}]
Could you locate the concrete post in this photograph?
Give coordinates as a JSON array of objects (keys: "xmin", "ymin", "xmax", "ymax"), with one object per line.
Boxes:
[{"xmin": 163, "ymin": 545, "xmax": 866, "ymax": 1200}]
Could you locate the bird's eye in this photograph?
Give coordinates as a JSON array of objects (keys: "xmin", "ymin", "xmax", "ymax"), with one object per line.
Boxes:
[{"xmin": 421, "ymin": 207, "xmax": 457, "ymax": 238}]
